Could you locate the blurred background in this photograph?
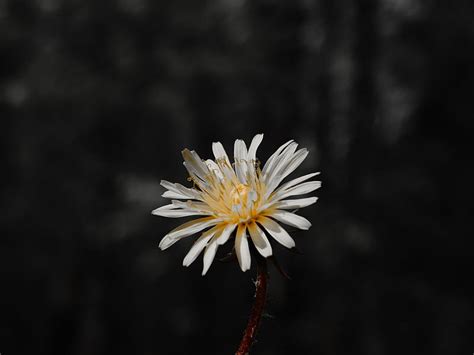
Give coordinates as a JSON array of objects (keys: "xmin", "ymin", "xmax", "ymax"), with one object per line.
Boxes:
[{"xmin": 1, "ymin": 0, "xmax": 473, "ymax": 354}]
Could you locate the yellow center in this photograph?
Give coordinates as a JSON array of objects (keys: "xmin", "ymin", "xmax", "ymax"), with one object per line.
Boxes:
[
  {"xmin": 200, "ymin": 167, "xmax": 267, "ymax": 224},
  {"xmin": 231, "ymin": 183, "xmax": 250, "ymax": 205}
]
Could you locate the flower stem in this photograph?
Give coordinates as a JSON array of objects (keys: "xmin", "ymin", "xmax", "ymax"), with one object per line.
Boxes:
[{"xmin": 235, "ymin": 256, "xmax": 268, "ymax": 355}]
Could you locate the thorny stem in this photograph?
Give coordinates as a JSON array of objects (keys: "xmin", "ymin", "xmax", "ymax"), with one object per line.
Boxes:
[{"xmin": 235, "ymin": 256, "xmax": 268, "ymax": 355}]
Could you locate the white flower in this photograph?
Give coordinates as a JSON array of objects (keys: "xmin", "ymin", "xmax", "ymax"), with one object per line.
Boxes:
[{"xmin": 152, "ymin": 134, "xmax": 321, "ymax": 275}]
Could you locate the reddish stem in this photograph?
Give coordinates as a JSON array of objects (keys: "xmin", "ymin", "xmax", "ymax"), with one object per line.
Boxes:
[{"xmin": 235, "ymin": 257, "xmax": 268, "ymax": 355}]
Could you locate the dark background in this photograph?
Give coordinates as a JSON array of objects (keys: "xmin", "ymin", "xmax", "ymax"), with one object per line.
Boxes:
[{"xmin": 1, "ymin": 0, "xmax": 473, "ymax": 354}]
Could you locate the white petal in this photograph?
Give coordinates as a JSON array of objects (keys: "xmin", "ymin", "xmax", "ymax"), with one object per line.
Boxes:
[
  {"xmin": 213, "ymin": 141, "xmax": 237, "ymax": 182},
  {"xmin": 151, "ymin": 208, "xmax": 211, "ymax": 218},
  {"xmin": 258, "ymin": 216, "xmax": 295, "ymax": 248},
  {"xmin": 274, "ymin": 197, "xmax": 318, "ymax": 210},
  {"xmin": 182, "ymin": 227, "xmax": 218, "ymax": 267},
  {"xmin": 217, "ymin": 223, "xmax": 237, "ymax": 245},
  {"xmin": 170, "ymin": 200, "xmax": 212, "ymax": 213},
  {"xmin": 234, "ymin": 139, "xmax": 248, "ymax": 158},
  {"xmin": 212, "ymin": 141, "xmax": 230, "ymax": 164},
  {"xmin": 277, "ymin": 172, "xmax": 320, "ymax": 192},
  {"xmin": 161, "ymin": 180, "xmax": 202, "ymax": 200},
  {"xmin": 262, "ymin": 139, "xmax": 293, "ymax": 176},
  {"xmin": 273, "ymin": 181, "xmax": 321, "ymax": 201},
  {"xmin": 270, "ymin": 210, "xmax": 312, "ymax": 230},
  {"xmin": 234, "ymin": 139, "xmax": 248, "ymax": 183},
  {"xmin": 176, "ymin": 184, "xmax": 203, "ymax": 200},
  {"xmin": 235, "ymin": 224, "xmax": 251, "ymax": 272},
  {"xmin": 247, "ymin": 134, "xmax": 264, "ymax": 161},
  {"xmin": 202, "ymin": 235, "xmax": 219, "ymax": 275},
  {"xmin": 264, "ymin": 142, "xmax": 298, "ymax": 184},
  {"xmin": 264, "ymin": 148, "xmax": 308, "ymax": 197},
  {"xmin": 182, "ymin": 149, "xmax": 209, "ymax": 180},
  {"xmin": 154, "ymin": 203, "xmax": 176, "ymax": 210},
  {"xmin": 158, "ymin": 217, "xmax": 219, "ymax": 250},
  {"xmin": 278, "ymin": 148, "xmax": 309, "ymax": 182},
  {"xmin": 162, "ymin": 190, "xmax": 189, "ymax": 199},
  {"xmin": 205, "ymin": 159, "xmax": 223, "ymax": 180},
  {"xmin": 248, "ymin": 222, "xmax": 272, "ymax": 257}
]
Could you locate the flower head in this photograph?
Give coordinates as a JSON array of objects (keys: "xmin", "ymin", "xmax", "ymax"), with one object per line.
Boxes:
[{"xmin": 152, "ymin": 134, "xmax": 321, "ymax": 275}]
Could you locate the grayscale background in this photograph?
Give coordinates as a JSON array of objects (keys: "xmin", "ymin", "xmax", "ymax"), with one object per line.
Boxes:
[{"xmin": 1, "ymin": 0, "xmax": 473, "ymax": 354}]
